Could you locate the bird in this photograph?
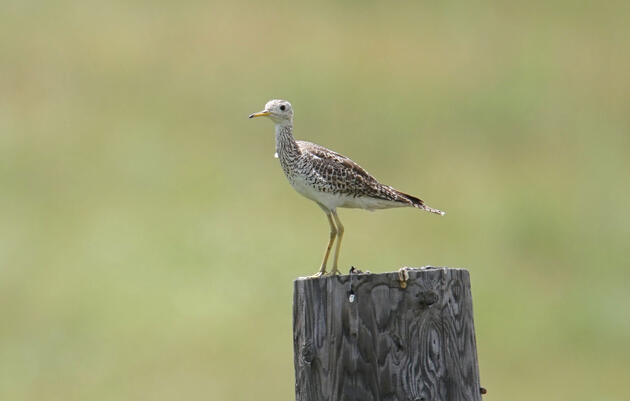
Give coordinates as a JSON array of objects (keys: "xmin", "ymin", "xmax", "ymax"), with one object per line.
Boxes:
[{"xmin": 249, "ymin": 99, "xmax": 445, "ymax": 277}]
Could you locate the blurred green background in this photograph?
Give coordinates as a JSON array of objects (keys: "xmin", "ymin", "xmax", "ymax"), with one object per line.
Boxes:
[{"xmin": 1, "ymin": 1, "xmax": 629, "ymax": 400}]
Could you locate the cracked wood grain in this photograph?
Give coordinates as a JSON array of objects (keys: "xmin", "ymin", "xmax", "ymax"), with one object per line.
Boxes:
[{"xmin": 293, "ymin": 267, "xmax": 482, "ymax": 401}]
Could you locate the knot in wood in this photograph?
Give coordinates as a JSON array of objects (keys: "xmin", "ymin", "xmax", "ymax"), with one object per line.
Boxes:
[
  {"xmin": 417, "ymin": 290, "xmax": 439, "ymax": 307},
  {"xmin": 299, "ymin": 340, "xmax": 314, "ymax": 365}
]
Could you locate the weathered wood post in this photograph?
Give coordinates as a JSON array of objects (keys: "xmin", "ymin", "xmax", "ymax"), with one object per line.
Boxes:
[{"xmin": 293, "ymin": 267, "xmax": 482, "ymax": 401}]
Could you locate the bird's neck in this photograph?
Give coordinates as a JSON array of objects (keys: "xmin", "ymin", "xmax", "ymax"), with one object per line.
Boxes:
[{"xmin": 275, "ymin": 123, "xmax": 300, "ymax": 158}]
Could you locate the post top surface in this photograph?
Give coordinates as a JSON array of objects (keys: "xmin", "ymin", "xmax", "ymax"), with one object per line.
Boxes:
[{"xmin": 294, "ymin": 266, "xmax": 470, "ymax": 282}]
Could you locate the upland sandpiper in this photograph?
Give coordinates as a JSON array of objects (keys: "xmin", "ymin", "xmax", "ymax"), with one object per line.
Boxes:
[{"xmin": 249, "ymin": 99, "xmax": 445, "ymax": 277}]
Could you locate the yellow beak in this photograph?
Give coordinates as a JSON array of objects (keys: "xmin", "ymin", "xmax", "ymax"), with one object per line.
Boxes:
[{"xmin": 249, "ymin": 110, "xmax": 270, "ymax": 118}]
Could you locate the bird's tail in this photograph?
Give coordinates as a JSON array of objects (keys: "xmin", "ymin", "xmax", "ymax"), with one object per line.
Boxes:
[{"xmin": 399, "ymin": 192, "xmax": 446, "ymax": 216}]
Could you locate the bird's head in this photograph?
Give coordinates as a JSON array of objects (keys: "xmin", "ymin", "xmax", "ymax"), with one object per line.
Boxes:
[{"xmin": 249, "ymin": 99, "xmax": 293, "ymax": 124}]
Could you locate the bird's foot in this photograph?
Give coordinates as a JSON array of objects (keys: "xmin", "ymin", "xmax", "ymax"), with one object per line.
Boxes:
[
  {"xmin": 310, "ymin": 270, "xmax": 326, "ymax": 278},
  {"xmin": 327, "ymin": 267, "xmax": 341, "ymax": 276}
]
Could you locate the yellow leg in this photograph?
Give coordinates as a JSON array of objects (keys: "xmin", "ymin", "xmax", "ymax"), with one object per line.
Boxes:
[
  {"xmin": 311, "ymin": 212, "xmax": 337, "ymax": 277},
  {"xmin": 329, "ymin": 211, "xmax": 344, "ymax": 275}
]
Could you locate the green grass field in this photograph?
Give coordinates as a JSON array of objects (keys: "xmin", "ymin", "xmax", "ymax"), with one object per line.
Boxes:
[{"xmin": 1, "ymin": 1, "xmax": 629, "ymax": 400}]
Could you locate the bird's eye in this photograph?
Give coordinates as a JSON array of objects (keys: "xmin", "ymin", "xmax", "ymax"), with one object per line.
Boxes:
[{"xmin": 279, "ymin": 105, "xmax": 286, "ymax": 111}]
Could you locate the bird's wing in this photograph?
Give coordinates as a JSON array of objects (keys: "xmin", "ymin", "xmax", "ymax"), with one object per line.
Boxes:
[
  {"xmin": 298, "ymin": 141, "xmax": 377, "ymax": 183},
  {"xmin": 297, "ymin": 141, "xmax": 428, "ymax": 207},
  {"xmin": 297, "ymin": 141, "xmax": 400, "ymax": 200},
  {"xmin": 296, "ymin": 141, "xmax": 443, "ymax": 213}
]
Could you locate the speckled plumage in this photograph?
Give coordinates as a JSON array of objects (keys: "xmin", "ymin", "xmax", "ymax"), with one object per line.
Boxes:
[
  {"xmin": 250, "ymin": 99, "xmax": 445, "ymax": 276},
  {"xmin": 276, "ymin": 125, "xmax": 445, "ymax": 214}
]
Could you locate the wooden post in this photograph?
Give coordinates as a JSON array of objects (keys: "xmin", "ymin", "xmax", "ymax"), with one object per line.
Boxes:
[{"xmin": 293, "ymin": 267, "xmax": 482, "ymax": 401}]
